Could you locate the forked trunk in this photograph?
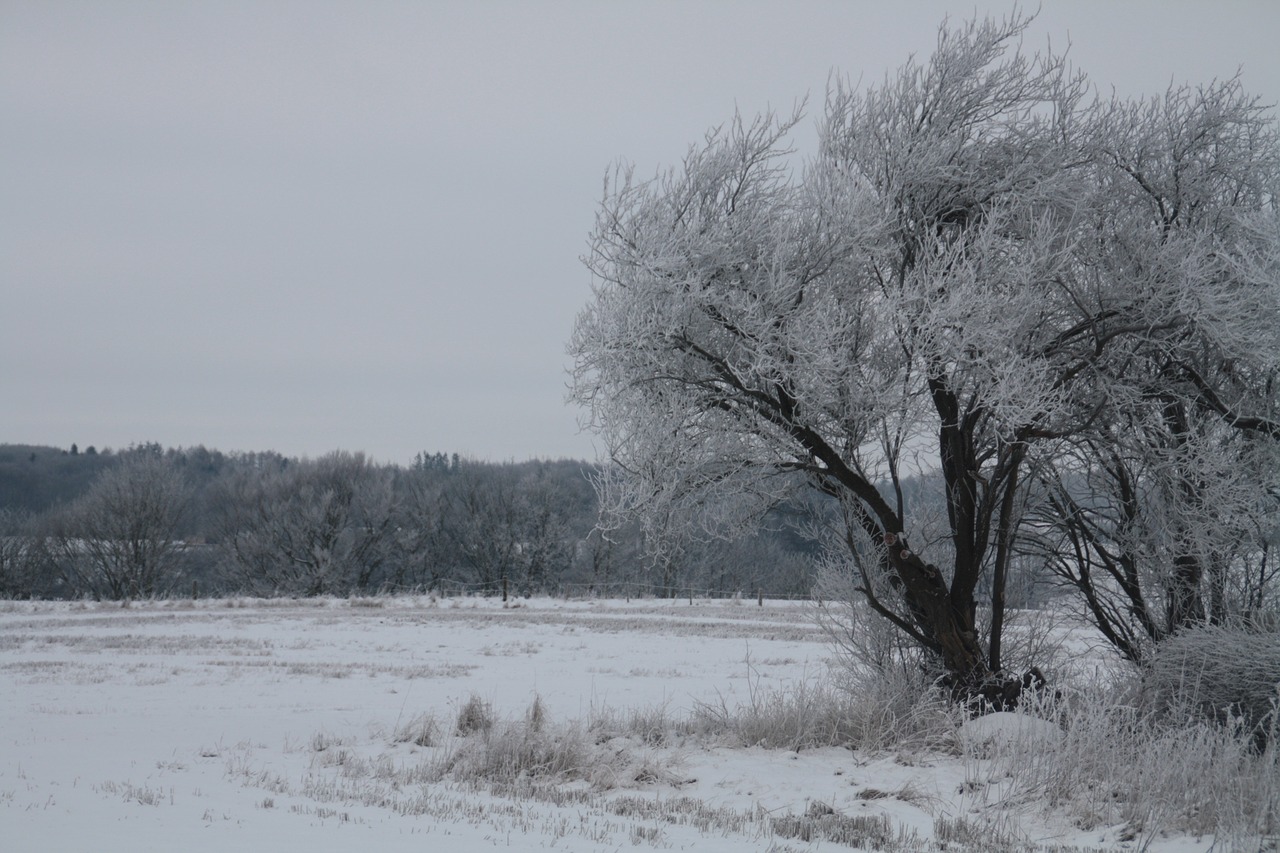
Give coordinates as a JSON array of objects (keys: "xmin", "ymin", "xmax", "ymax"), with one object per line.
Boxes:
[{"xmin": 884, "ymin": 533, "xmax": 1043, "ymax": 710}]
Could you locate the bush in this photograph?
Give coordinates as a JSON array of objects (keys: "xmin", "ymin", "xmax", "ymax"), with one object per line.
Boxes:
[
  {"xmin": 970, "ymin": 682, "xmax": 1279, "ymax": 843},
  {"xmin": 1144, "ymin": 624, "xmax": 1280, "ymax": 748}
]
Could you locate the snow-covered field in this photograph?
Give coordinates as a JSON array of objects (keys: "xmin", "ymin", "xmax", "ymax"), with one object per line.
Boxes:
[{"xmin": 0, "ymin": 597, "xmax": 1255, "ymax": 852}]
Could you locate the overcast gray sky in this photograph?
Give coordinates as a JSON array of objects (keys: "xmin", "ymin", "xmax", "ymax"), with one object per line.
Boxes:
[{"xmin": 3, "ymin": 1, "xmax": 1277, "ymax": 465}]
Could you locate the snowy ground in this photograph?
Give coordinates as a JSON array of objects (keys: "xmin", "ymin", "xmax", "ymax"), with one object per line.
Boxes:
[{"xmin": 0, "ymin": 596, "xmax": 1231, "ymax": 852}]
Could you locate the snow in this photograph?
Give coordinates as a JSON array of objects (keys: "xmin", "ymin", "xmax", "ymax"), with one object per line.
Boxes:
[
  {"xmin": 957, "ymin": 711, "xmax": 1063, "ymax": 752},
  {"xmin": 0, "ymin": 597, "xmax": 1223, "ymax": 851}
]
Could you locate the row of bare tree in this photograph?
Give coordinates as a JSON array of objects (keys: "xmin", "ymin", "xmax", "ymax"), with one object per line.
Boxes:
[{"xmin": 0, "ymin": 445, "xmax": 817, "ymax": 601}]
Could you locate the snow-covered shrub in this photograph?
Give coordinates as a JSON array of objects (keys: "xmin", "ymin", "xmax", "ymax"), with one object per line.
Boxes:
[
  {"xmin": 975, "ymin": 681, "xmax": 1279, "ymax": 843},
  {"xmin": 1144, "ymin": 624, "xmax": 1280, "ymax": 747}
]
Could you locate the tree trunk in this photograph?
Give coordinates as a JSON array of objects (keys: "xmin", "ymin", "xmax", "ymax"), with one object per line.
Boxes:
[
  {"xmin": 885, "ymin": 535, "xmax": 985, "ymax": 674},
  {"xmin": 884, "ymin": 533, "xmax": 1040, "ymax": 710}
]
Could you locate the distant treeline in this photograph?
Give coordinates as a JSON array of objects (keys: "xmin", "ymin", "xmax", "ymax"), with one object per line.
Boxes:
[{"xmin": 0, "ymin": 443, "xmax": 816, "ymax": 600}]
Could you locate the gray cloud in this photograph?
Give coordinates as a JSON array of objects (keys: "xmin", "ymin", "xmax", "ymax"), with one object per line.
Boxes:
[{"xmin": 3, "ymin": 0, "xmax": 1277, "ymax": 463}]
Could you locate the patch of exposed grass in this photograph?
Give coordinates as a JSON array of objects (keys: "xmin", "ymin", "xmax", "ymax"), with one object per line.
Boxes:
[{"xmin": 96, "ymin": 780, "xmax": 171, "ymax": 806}]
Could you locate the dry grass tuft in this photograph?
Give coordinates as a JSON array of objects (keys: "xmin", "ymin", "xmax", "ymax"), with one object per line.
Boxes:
[
  {"xmin": 392, "ymin": 712, "xmax": 439, "ymax": 748},
  {"xmin": 455, "ymin": 693, "xmax": 495, "ymax": 735}
]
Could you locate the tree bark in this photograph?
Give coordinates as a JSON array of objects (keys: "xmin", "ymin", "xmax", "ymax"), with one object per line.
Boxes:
[
  {"xmin": 883, "ymin": 533, "xmax": 1041, "ymax": 710},
  {"xmin": 883, "ymin": 535, "xmax": 985, "ymax": 679}
]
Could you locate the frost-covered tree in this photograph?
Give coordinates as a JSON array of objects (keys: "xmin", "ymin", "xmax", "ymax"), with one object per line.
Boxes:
[
  {"xmin": 50, "ymin": 453, "xmax": 190, "ymax": 599},
  {"xmin": 0, "ymin": 508, "xmax": 46, "ymax": 598},
  {"xmin": 570, "ymin": 13, "xmax": 1280, "ymax": 700},
  {"xmin": 215, "ymin": 451, "xmax": 397, "ymax": 596},
  {"xmin": 1026, "ymin": 79, "xmax": 1280, "ymax": 661},
  {"xmin": 404, "ymin": 459, "xmax": 583, "ymax": 596}
]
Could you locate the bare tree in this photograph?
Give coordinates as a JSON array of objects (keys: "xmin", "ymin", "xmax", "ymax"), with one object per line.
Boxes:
[
  {"xmin": 215, "ymin": 451, "xmax": 397, "ymax": 596},
  {"xmin": 49, "ymin": 454, "xmax": 190, "ymax": 599},
  {"xmin": 434, "ymin": 461, "xmax": 524, "ymax": 593},
  {"xmin": 512, "ymin": 462, "xmax": 576, "ymax": 593},
  {"xmin": 570, "ymin": 12, "xmax": 1280, "ymax": 701},
  {"xmin": 0, "ymin": 508, "xmax": 47, "ymax": 598}
]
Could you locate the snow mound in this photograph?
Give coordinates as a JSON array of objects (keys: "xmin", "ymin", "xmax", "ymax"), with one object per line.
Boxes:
[{"xmin": 958, "ymin": 711, "xmax": 1062, "ymax": 752}]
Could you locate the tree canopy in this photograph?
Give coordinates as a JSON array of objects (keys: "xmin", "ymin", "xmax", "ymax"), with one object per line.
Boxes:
[{"xmin": 570, "ymin": 13, "xmax": 1280, "ymax": 699}]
